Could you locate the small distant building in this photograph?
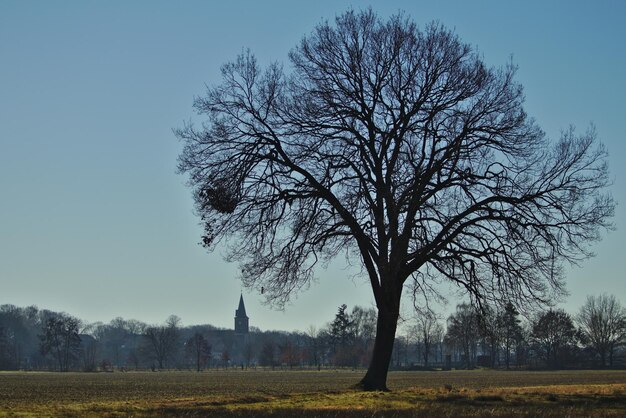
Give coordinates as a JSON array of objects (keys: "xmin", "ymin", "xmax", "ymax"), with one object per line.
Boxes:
[{"xmin": 234, "ymin": 294, "xmax": 249, "ymax": 335}]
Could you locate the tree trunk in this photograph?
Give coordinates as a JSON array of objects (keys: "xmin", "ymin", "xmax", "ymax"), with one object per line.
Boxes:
[{"xmin": 357, "ymin": 308, "xmax": 399, "ymax": 391}]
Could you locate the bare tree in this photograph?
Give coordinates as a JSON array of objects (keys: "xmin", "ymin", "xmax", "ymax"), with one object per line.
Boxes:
[
  {"xmin": 185, "ymin": 333, "xmax": 211, "ymax": 371},
  {"xmin": 279, "ymin": 339, "xmax": 301, "ymax": 368},
  {"xmin": 351, "ymin": 306, "xmax": 377, "ymax": 344},
  {"xmin": 142, "ymin": 316, "xmax": 180, "ymax": 369},
  {"xmin": 351, "ymin": 305, "xmax": 377, "ymax": 367},
  {"xmin": 446, "ymin": 303, "xmax": 480, "ymax": 369},
  {"xmin": 177, "ymin": 10, "xmax": 614, "ymax": 390},
  {"xmin": 577, "ymin": 294, "xmax": 626, "ymax": 367},
  {"xmin": 305, "ymin": 326, "xmax": 322, "ymax": 368},
  {"xmin": 531, "ymin": 309, "xmax": 577, "ymax": 369},
  {"xmin": 478, "ymin": 305, "xmax": 501, "ymax": 368},
  {"xmin": 39, "ymin": 314, "xmax": 82, "ymax": 372},
  {"xmin": 414, "ymin": 312, "xmax": 443, "ymax": 368}
]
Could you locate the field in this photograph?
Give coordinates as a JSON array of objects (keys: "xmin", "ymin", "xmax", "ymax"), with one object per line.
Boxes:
[{"xmin": 1, "ymin": 369, "xmax": 625, "ymax": 417}]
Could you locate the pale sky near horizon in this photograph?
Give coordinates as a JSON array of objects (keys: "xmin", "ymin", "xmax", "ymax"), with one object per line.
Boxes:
[{"xmin": 1, "ymin": 1, "xmax": 624, "ymax": 332}]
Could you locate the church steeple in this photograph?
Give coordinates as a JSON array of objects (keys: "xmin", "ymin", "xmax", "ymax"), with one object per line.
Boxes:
[
  {"xmin": 234, "ymin": 293, "xmax": 249, "ymax": 334},
  {"xmin": 236, "ymin": 294, "xmax": 247, "ymax": 318}
]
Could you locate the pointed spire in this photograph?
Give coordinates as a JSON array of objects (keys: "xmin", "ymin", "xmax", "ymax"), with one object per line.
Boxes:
[
  {"xmin": 236, "ymin": 293, "xmax": 248, "ymax": 318},
  {"xmin": 234, "ymin": 293, "xmax": 250, "ymax": 334}
]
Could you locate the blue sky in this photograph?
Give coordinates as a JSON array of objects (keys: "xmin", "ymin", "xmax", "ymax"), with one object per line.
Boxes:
[{"xmin": 1, "ymin": 1, "xmax": 624, "ymax": 331}]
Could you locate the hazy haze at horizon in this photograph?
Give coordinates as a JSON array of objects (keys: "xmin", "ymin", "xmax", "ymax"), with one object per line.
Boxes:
[{"xmin": 1, "ymin": 0, "xmax": 624, "ymax": 331}]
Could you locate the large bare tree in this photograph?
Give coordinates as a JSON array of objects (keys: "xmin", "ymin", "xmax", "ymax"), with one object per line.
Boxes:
[
  {"xmin": 177, "ymin": 10, "xmax": 613, "ymax": 390},
  {"xmin": 577, "ymin": 294, "xmax": 626, "ymax": 367}
]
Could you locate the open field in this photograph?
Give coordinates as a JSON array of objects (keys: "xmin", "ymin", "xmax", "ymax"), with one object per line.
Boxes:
[{"xmin": 1, "ymin": 369, "xmax": 625, "ymax": 417}]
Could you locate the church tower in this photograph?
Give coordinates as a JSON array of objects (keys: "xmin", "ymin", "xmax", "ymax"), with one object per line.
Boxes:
[{"xmin": 234, "ymin": 294, "xmax": 249, "ymax": 334}]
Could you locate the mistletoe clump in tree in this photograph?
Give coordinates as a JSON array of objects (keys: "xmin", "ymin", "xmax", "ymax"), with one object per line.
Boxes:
[{"xmin": 177, "ymin": 10, "xmax": 613, "ymax": 390}]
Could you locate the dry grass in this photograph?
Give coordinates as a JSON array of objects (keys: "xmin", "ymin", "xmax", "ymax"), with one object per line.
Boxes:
[{"xmin": 1, "ymin": 369, "xmax": 625, "ymax": 417}]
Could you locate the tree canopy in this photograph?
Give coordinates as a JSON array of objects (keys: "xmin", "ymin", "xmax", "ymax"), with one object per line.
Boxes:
[{"xmin": 177, "ymin": 9, "xmax": 614, "ymax": 390}]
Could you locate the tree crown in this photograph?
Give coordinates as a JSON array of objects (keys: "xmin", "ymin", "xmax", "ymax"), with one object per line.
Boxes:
[{"xmin": 177, "ymin": 9, "xmax": 614, "ymax": 311}]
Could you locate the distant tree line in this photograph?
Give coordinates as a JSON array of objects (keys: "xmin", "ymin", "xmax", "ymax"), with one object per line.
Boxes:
[
  {"xmin": 399, "ymin": 294, "xmax": 626, "ymax": 370},
  {"xmin": 0, "ymin": 303, "xmax": 377, "ymax": 372},
  {"xmin": 0, "ymin": 294, "xmax": 624, "ymax": 372}
]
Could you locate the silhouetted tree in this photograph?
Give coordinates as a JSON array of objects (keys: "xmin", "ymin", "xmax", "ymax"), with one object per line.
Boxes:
[
  {"xmin": 446, "ymin": 304, "xmax": 480, "ymax": 369},
  {"xmin": 330, "ymin": 305, "xmax": 353, "ymax": 345},
  {"xmin": 350, "ymin": 306, "xmax": 377, "ymax": 367},
  {"xmin": 279, "ymin": 340, "xmax": 300, "ymax": 368},
  {"xmin": 531, "ymin": 309, "xmax": 577, "ymax": 369},
  {"xmin": 351, "ymin": 306, "xmax": 377, "ymax": 344},
  {"xmin": 90, "ymin": 317, "xmax": 146, "ymax": 369},
  {"xmin": 185, "ymin": 333, "xmax": 211, "ymax": 371},
  {"xmin": 177, "ymin": 9, "xmax": 614, "ymax": 388},
  {"xmin": 328, "ymin": 304, "xmax": 356, "ymax": 367},
  {"xmin": 95, "ymin": 318, "xmax": 129, "ymax": 367},
  {"xmin": 142, "ymin": 316, "xmax": 180, "ymax": 369},
  {"xmin": 577, "ymin": 294, "xmax": 626, "ymax": 367},
  {"xmin": 478, "ymin": 305, "xmax": 501, "ymax": 367},
  {"xmin": 39, "ymin": 314, "xmax": 82, "ymax": 372},
  {"xmin": 414, "ymin": 312, "xmax": 443, "ymax": 368},
  {"xmin": 499, "ymin": 302, "xmax": 523, "ymax": 369},
  {"xmin": 305, "ymin": 326, "xmax": 322, "ymax": 368}
]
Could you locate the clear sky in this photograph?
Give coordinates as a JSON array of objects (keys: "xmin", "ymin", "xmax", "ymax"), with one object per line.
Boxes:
[{"xmin": 1, "ymin": 0, "xmax": 624, "ymax": 332}]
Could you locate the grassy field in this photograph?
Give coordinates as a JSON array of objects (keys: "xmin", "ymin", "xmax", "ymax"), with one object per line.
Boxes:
[{"xmin": 1, "ymin": 369, "xmax": 625, "ymax": 417}]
